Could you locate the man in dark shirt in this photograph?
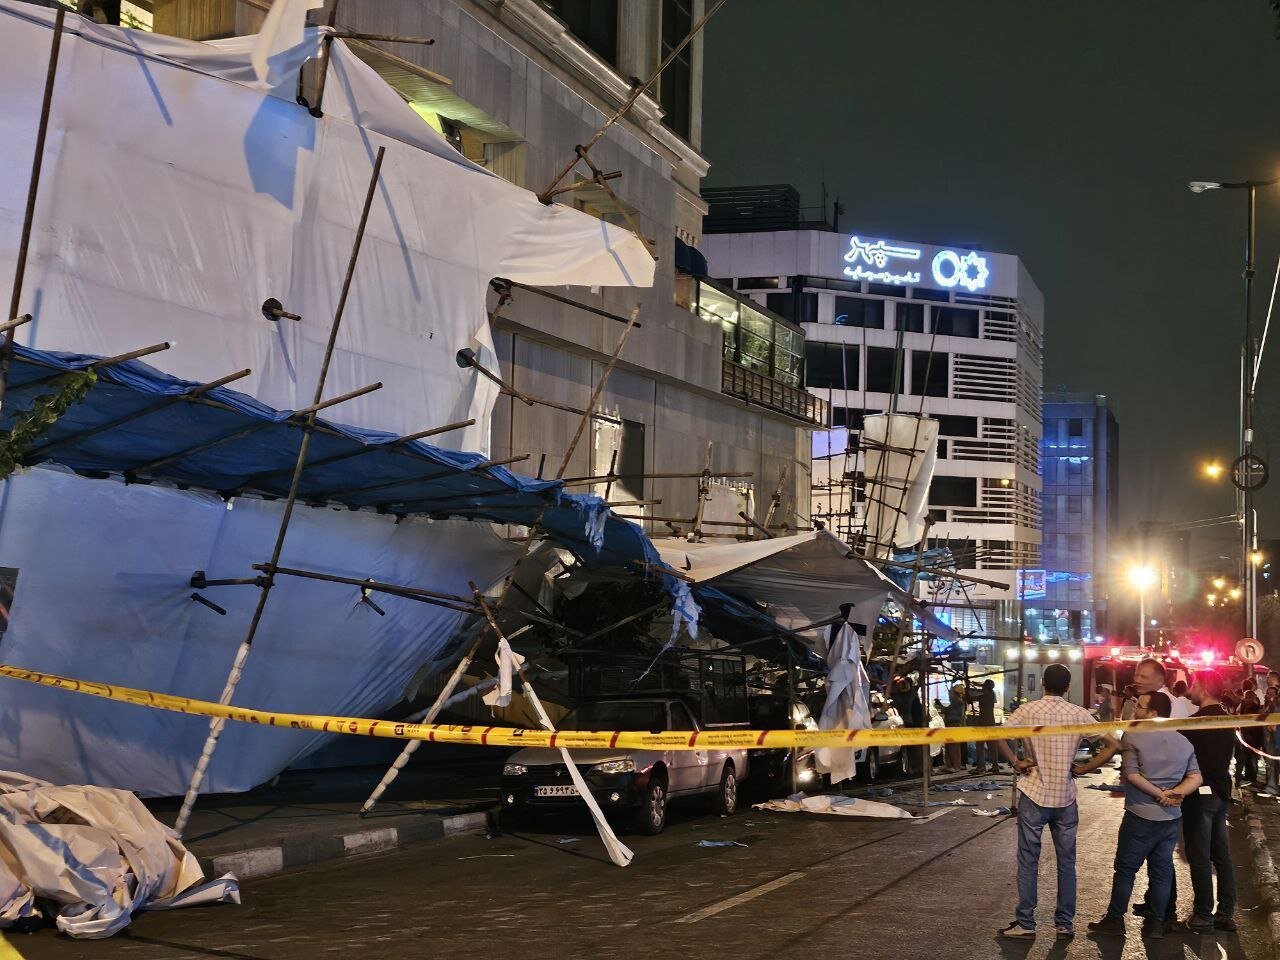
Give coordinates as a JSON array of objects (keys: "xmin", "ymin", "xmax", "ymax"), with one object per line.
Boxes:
[
  {"xmin": 969, "ymin": 679, "xmax": 1003, "ymax": 774},
  {"xmin": 1180, "ymin": 670, "xmax": 1237, "ymax": 933}
]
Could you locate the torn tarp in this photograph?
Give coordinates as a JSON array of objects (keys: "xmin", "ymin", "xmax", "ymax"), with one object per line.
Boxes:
[{"xmin": 0, "ymin": 772, "xmax": 238, "ymax": 939}]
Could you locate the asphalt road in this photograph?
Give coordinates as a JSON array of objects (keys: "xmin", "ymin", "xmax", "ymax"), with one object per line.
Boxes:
[{"xmin": 4, "ymin": 775, "xmax": 1274, "ymax": 960}]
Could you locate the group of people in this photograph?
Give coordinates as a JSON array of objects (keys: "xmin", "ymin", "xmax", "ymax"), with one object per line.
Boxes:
[
  {"xmin": 937, "ymin": 678, "xmax": 1005, "ymax": 774},
  {"xmin": 999, "ymin": 658, "xmax": 1236, "ymax": 940}
]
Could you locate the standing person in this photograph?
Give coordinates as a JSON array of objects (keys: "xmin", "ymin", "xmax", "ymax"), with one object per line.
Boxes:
[
  {"xmin": 970, "ymin": 679, "xmax": 1003, "ymax": 774},
  {"xmin": 1088, "ymin": 692, "xmax": 1202, "ymax": 940},
  {"xmin": 1120, "ymin": 684, "xmax": 1139, "ymax": 721},
  {"xmin": 1132, "ymin": 658, "xmax": 1193, "ymax": 719},
  {"xmin": 1236, "ymin": 691, "xmax": 1262, "ymax": 787},
  {"xmin": 1262, "ymin": 686, "xmax": 1280, "ymax": 797},
  {"xmin": 997, "ymin": 663, "xmax": 1120, "ymax": 938},
  {"xmin": 1179, "ymin": 670, "xmax": 1238, "ymax": 933},
  {"xmin": 943, "ymin": 683, "xmax": 966, "ymax": 773},
  {"xmin": 1171, "ymin": 680, "xmax": 1196, "ymax": 718}
]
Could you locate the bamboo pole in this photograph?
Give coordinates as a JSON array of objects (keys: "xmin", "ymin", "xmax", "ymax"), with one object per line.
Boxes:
[
  {"xmin": 175, "ymin": 146, "xmax": 387, "ymax": 834},
  {"xmin": 1, "ymin": 8, "xmax": 64, "ymax": 413}
]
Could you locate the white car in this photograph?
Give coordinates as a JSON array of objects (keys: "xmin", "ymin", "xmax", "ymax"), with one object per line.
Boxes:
[
  {"xmin": 500, "ymin": 696, "xmax": 749, "ymax": 834},
  {"xmin": 853, "ymin": 695, "xmax": 946, "ymax": 780}
]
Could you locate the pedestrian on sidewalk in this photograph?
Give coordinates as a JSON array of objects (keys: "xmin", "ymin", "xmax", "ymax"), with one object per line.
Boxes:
[
  {"xmin": 1236, "ymin": 690, "xmax": 1262, "ymax": 787},
  {"xmin": 943, "ymin": 683, "xmax": 966, "ymax": 773},
  {"xmin": 969, "ymin": 679, "xmax": 1003, "ymax": 774},
  {"xmin": 1088, "ymin": 691, "xmax": 1202, "ymax": 941},
  {"xmin": 1261, "ymin": 686, "xmax": 1280, "ymax": 797},
  {"xmin": 997, "ymin": 663, "xmax": 1120, "ymax": 939},
  {"xmin": 1178, "ymin": 670, "xmax": 1238, "ymax": 934},
  {"xmin": 1171, "ymin": 680, "xmax": 1197, "ymax": 719},
  {"xmin": 1131, "ymin": 658, "xmax": 1193, "ymax": 720}
]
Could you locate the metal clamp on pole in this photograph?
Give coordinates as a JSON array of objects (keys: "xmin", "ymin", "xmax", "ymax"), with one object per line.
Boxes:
[{"xmin": 261, "ymin": 298, "xmax": 301, "ymax": 322}]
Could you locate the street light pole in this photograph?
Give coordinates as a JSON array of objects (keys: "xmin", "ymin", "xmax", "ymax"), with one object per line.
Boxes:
[
  {"xmin": 1138, "ymin": 586, "xmax": 1146, "ymax": 649},
  {"xmin": 1189, "ymin": 177, "xmax": 1276, "ymax": 643}
]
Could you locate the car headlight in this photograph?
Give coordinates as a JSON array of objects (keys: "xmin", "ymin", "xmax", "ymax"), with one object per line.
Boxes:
[
  {"xmin": 502, "ymin": 763, "xmax": 527, "ymax": 776},
  {"xmin": 590, "ymin": 758, "xmax": 636, "ymax": 774}
]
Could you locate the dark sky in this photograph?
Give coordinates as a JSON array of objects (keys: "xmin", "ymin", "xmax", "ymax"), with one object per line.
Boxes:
[{"xmin": 701, "ymin": 1, "xmax": 1280, "ymax": 543}]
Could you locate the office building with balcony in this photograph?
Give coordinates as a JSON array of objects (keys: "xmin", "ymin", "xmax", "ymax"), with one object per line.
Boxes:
[
  {"xmin": 701, "ymin": 185, "xmax": 1045, "ymax": 641},
  {"xmin": 1030, "ymin": 395, "xmax": 1119, "ymax": 643}
]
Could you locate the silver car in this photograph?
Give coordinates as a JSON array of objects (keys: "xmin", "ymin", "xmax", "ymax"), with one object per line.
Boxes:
[{"xmin": 500, "ymin": 696, "xmax": 749, "ymax": 834}]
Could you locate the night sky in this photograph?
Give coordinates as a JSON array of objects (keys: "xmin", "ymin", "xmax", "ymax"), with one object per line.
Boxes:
[{"xmin": 702, "ymin": 1, "xmax": 1280, "ymax": 550}]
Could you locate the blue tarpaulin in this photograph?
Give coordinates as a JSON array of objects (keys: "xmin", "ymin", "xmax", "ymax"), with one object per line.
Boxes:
[{"xmin": 2, "ymin": 344, "xmax": 670, "ymax": 576}]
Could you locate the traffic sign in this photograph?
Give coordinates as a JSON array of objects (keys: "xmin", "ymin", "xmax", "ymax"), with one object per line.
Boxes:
[{"xmin": 1236, "ymin": 638, "xmax": 1265, "ymax": 664}]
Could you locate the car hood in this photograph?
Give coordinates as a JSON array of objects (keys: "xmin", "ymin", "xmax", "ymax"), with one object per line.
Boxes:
[{"xmin": 508, "ymin": 747, "xmax": 639, "ymax": 767}]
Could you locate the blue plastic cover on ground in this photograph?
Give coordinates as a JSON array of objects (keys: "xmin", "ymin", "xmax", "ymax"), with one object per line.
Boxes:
[{"xmin": 3, "ymin": 344, "xmax": 667, "ymax": 575}]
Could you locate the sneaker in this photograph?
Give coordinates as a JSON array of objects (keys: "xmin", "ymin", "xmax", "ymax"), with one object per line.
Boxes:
[
  {"xmin": 1055, "ymin": 925, "xmax": 1074, "ymax": 937},
  {"xmin": 1185, "ymin": 914, "xmax": 1215, "ymax": 934},
  {"xmin": 999, "ymin": 923, "xmax": 1035, "ymax": 938},
  {"xmin": 1142, "ymin": 919, "xmax": 1165, "ymax": 940},
  {"xmin": 1087, "ymin": 916, "xmax": 1126, "ymax": 936},
  {"xmin": 1215, "ymin": 916, "xmax": 1238, "ymax": 932}
]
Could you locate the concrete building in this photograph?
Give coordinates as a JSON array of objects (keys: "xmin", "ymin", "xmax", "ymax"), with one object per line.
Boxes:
[
  {"xmin": 128, "ymin": 0, "xmax": 822, "ymax": 535},
  {"xmin": 1032, "ymin": 395, "xmax": 1119, "ymax": 644},
  {"xmin": 701, "ymin": 186, "xmax": 1046, "ymax": 648}
]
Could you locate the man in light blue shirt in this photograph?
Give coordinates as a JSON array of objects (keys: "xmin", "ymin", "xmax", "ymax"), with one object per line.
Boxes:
[{"xmin": 1088, "ymin": 691, "xmax": 1202, "ymax": 940}]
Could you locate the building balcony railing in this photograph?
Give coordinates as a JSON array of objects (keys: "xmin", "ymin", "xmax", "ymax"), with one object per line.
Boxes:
[{"xmin": 722, "ymin": 359, "xmax": 828, "ymax": 426}]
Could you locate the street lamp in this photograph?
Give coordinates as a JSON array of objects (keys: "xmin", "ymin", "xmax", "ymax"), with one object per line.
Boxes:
[
  {"xmin": 1189, "ymin": 175, "xmax": 1278, "ymax": 644},
  {"xmin": 1213, "ymin": 576, "xmax": 1227, "ymax": 591},
  {"xmin": 1204, "ymin": 461, "xmax": 1225, "ymax": 481},
  {"xmin": 1128, "ymin": 565, "xmax": 1157, "ymax": 648}
]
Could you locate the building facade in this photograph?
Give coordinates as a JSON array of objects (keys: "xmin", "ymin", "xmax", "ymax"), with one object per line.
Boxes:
[
  {"xmin": 702, "ymin": 202, "xmax": 1045, "ymax": 645},
  {"xmin": 133, "ymin": 0, "xmax": 820, "ymax": 535},
  {"xmin": 1030, "ymin": 396, "xmax": 1119, "ymax": 643}
]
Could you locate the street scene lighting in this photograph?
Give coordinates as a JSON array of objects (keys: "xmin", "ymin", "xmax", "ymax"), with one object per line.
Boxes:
[
  {"xmin": 1204, "ymin": 461, "xmax": 1225, "ymax": 480},
  {"xmin": 1188, "ymin": 181, "xmax": 1222, "ymax": 193},
  {"xmin": 1213, "ymin": 576, "xmax": 1227, "ymax": 590}
]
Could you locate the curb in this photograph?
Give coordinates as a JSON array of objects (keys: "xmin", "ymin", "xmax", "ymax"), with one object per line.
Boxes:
[
  {"xmin": 1242, "ymin": 794, "xmax": 1280, "ymax": 956},
  {"xmin": 198, "ymin": 808, "xmax": 494, "ymax": 881}
]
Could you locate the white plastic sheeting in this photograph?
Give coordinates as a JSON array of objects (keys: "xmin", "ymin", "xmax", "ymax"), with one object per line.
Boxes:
[
  {"xmin": 751, "ymin": 793, "xmax": 931, "ymax": 820},
  {"xmin": 813, "ymin": 620, "xmax": 875, "ymax": 784},
  {"xmin": 0, "ymin": 771, "xmax": 238, "ymax": 939},
  {"xmin": 0, "ymin": 2, "xmax": 654, "ymax": 456},
  {"xmin": 860, "ymin": 414, "xmax": 939, "ymax": 557},
  {"xmin": 0, "ymin": 467, "xmax": 520, "ymax": 796}
]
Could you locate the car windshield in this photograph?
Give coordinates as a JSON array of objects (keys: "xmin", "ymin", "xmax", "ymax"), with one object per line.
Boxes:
[{"xmin": 558, "ymin": 701, "xmax": 669, "ymax": 733}]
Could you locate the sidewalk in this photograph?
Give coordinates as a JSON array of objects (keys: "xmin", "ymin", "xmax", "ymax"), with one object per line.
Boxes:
[
  {"xmin": 149, "ymin": 757, "xmax": 502, "ymax": 880},
  {"xmin": 1241, "ymin": 789, "xmax": 1280, "ymax": 956}
]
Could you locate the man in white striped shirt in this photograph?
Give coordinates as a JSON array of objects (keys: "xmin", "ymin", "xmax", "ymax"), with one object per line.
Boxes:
[{"xmin": 998, "ymin": 663, "xmax": 1121, "ymax": 938}]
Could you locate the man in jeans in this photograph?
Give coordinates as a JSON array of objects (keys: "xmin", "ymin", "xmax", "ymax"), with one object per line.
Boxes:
[
  {"xmin": 1180, "ymin": 671, "xmax": 1238, "ymax": 932},
  {"xmin": 1089, "ymin": 692, "xmax": 1202, "ymax": 940},
  {"xmin": 998, "ymin": 663, "xmax": 1120, "ymax": 938}
]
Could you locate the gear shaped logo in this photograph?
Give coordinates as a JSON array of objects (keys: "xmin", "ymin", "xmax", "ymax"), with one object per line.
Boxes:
[{"xmin": 931, "ymin": 249, "xmax": 990, "ymax": 291}]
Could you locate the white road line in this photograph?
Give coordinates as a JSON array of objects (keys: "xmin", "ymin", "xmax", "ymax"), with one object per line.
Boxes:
[{"xmin": 672, "ymin": 872, "xmax": 807, "ymax": 924}]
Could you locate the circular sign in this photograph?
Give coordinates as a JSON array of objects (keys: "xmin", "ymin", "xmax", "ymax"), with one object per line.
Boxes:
[
  {"xmin": 1231, "ymin": 453, "xmax": 1269, "ymax": 492},
  {"xmin": 1236, "ymin": 637, "xmax": 1265, "ymax": 664}
]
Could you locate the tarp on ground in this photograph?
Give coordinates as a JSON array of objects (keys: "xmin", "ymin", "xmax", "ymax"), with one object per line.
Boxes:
[
  {"xmin": 0, "ymin": 2, "xmax": 654, "ymax": 457},
  {"xmin": 0, "ymin": 771, "xmax": 237, "ymax": 938}
]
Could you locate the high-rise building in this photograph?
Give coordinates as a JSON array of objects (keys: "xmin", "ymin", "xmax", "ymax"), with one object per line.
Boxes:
[
  {"xmin": 701, "ymin": 187, "xmax": 1045, "ymax": 642},
  {"xmin": 1033, "ymin": 395, "xmax": 1119, "ymax": 643}
]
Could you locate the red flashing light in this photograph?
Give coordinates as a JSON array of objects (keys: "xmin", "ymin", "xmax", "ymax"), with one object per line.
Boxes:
[
  {"xmin": 1110, "ymin": 647, "xmax": 1121, "ymax": 657},
  {"xmin": 1200, "ymin": 650, "xmax": 1215, "ymax": 665}
]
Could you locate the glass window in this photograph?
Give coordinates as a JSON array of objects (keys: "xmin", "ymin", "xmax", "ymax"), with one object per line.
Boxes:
[
  {"xmin": 832, "ymin": 408, "xmax": 867, "ymax": 429},
  {"xmin": 805, "ymin": 343, "xmax": 858, "ymax": 390},
  {"xmin": 912, "ymin": 287, "xmax": 951, "ymax": 303},
  {"xmin": 867, "ymin": 282, "xmax": 907, "ymax": 298},
  {"xmin": 934, "ymin": 414, "xmax": 978, "ymax": 437},
  {"xmin": 735, "ymin": 276, "xmax": 780, "ymax": 290},
  {"xmin": 866, "ymin": 346, "xmax": 899, "ymax": 393},
  {"xmin": 910, "ymin": 350, "xmax": 949, "ymax": 397},
  {"xmin": 773, "ymin": 324, "xmax": 804, "ymax": 387},
  {"xmin": 933, "ymin": 307, "xmax": 980, "ymax": 338},
  {"xmin": 659, "ymin": 0, "xmax": 692, "ymax": 139},
  {"xmin": 542, "ymin": 1, "xmax": 618, "ymax": 66},
  {"xmin": 896, "ymin": 302, "xmax": 925, "ymax": 332},
  {"xmin": 833, "ymin": 296, "xmax": 885, "ymax": 329},
  {"xmin": 929, "ymin": 475, "xmax": 978, "ymax": 507},
  {"xmin": 766, "ymin": 292, "xmax": 819, "ymax": 325},
  {"xmin": 1069, "ymin": 418, "xmax": 1084, "ymax": 437},
  {"xmin": 560, "ymin": 700, "xmax": 669, "ymax": 732}
]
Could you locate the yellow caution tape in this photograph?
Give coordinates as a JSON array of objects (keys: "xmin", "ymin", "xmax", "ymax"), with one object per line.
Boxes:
[{"xmin": 2, "ymin": 663, "xmax": 1277, "ymax": 751}]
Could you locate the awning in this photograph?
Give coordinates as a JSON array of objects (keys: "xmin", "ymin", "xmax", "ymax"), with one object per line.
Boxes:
[
  {"xmin": 3, "ymin": 344, "xmax": 666, "ymax": 574},
  {"xmin": 655, "ymin": 531, "xmax": 956, "ymax": 642}
]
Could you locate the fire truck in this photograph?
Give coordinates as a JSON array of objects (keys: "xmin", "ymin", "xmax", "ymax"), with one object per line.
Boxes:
[{"xmin": 1083, "ymin": 645, "xmax": 1267, "ymax": 713}]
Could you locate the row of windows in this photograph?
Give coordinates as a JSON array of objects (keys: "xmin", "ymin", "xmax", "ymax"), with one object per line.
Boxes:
[
  {"xmin": 805, "ymin": 344, "xmax": 949, "ymax": 396},
  {"xmin": 762, "ymin": 292, "xmax": 1001, "ymax": 339}
]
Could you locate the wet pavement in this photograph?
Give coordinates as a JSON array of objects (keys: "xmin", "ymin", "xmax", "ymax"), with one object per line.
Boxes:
[{"xmin": 4, "ymin": 774, "xmax": 1273, "ymax": 960}]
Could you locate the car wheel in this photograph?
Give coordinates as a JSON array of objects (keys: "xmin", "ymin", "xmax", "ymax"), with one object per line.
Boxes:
[
  {"xmin": 864, "ymin": 748, "xmax": 880, "ymax": 783},
  {"xmin": 636, "ymin": 772, "xmax": 668, "ymax": 835},
  {"xmin": 713, "ymin": 764, "xmax": 738, "ymax": 816}
]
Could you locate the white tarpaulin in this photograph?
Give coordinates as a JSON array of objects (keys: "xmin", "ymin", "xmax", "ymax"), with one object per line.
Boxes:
[
  {"xmin": 654, "ymin": 531, "xmax": 955, "ymax": 642},
  {"xmin": 813, "ymin": 621, "xmax": 874, "ymax": 784},
  {"xmin": 0, "ymin": 467, "xmax": 520, "ymax": 795},
  {"xmin": 0, "ymin": 3, "xmax": 655, "ymax": 456},
  {"xmin": 752, "ymin": 793, "xmax": 942, "ymax": 821},
  {"xmin": 860, "ymin": 414, "xmax": 939, "ymax": 558},
  {"xmin": 0, "ymin": 771, "xmax": 238, "ymax": 939}
]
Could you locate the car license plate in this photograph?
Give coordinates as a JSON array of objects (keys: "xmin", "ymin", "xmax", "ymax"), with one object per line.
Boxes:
[{"xmin": 534, "ymin": 785, "xmax": 579, "ymax": 798}]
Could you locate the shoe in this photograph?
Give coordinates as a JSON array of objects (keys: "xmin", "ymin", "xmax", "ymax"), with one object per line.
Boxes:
[
  {"xmin": 968, "ymin": 767, "xmax": 984, "ymax": 775},
  {"xmin": 1087, "ymin": 916, "xmax": 1126, "ymax": 936},
  {"xmin": 999, "ymin": 923, "xmax": 1035, "ymax": 938},
  {"xmin": 1215, "ymin": 916, "xmax": 1238, "ymax": 932},
  {"xmin": 1054, "ymin": 925, "xmax": 1074, "ymax": 937},
  {"xmin": 1142, "ymin": 919, "xmax": 1165, "ymax": 940},
  {"xmin": 1185, "ymin": 914, "xmax": 1215, "ymax": 934},
  {"xmin": 990, "ymin": 765, "xmax": 1003, "ymax": 773}
]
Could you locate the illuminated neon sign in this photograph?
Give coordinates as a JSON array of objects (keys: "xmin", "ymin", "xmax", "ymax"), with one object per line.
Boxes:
[
  {"xmin": 841, "ymin": 235, "xmax": 992, "ymax": 291},
  {"xmin": 932, "ymin": 249, "xmax": 990, "ymax": 291},
  {"xmin": 842, "ymin": 236, "xmax": 922, "ymax": 285}
]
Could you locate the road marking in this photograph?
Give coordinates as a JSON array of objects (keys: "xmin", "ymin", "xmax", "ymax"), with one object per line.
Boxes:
[
  {"xmin": 672, "ymin": 871, "xmax": 806, "ymax": 924},
  {"xmin": 0, "ymin": 934, "xmax": 24, "ymax": 960}
]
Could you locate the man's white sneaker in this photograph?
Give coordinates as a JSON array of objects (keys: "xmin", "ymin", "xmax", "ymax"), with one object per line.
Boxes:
[{"xmin": 1000, "ymin": 923, "xmax": 1036, "ymax": 938}]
